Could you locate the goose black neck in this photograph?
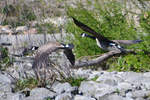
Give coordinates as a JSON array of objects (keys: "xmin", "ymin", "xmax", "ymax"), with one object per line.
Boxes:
[{"xmin": 85, "ymin": 34, "xmax": 96, "ymax": 40}]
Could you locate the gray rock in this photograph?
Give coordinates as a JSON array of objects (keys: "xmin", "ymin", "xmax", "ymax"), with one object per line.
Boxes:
[
  {"xmin": 0, "ymin": 74, "xmax": 12, "ymax": 94},
  {"xmin": 16, "ymin": 26, "xmax": 28, "ymax": 33},
  {"xmin": 116, "ymin": 82, "xmax": 133, "ymax": 96},
  {"xmin": 135, "ymin": 98, "xmax": 145, "ymax": 100},
  {"xmin": 55, "ymin": 93, "xmax": 72, "ymax": 100},
  {"xmin": 72, "ymin": 69, "xmax": 92, "ymax": 78},
  {"xmin": 24, "ymin": 88, "xmax": 55, "ymax": 100},
  {"xmin": 96, "ymin": 76, "xmax": 118, "ymax": 86},
  {"xmin": 79, "ymin": 81, "xmax": 116, "ymax": 98},
  {"xmin": 30, "ymin": 88, "xmax": 55, "ymax": 97},
  {"xmin": 52, "ymin": 82, "xmax": 75, "ymax": 94},
  {"xmin": 0, "ymin": 74, "xmax": 12, "ymax": 84},
  {"xmin": 0, "ymin": 83, "xmax": 12, "ymax": 93},
  {"xmin": 131, "ymin": 90, "xmax": 150, "ymax": 98},
  {"xmin": 0, "ymin": 93, "xmax": 25, "ymax": 100},
  {"xmin": 74, "ymin": 95, "xmax": 96, "ymax": 100},
  {"xmin": 99, "ymin": 94, "xmax": 127, "ymax": 100}
]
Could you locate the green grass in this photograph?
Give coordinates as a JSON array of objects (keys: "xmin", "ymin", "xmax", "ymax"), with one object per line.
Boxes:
[
  {"xmin": 65, "ymin": 1, "xmax": 150, "ymax": 72},
  {"xmin": 91, "ymin": 75, "xmax": 99, "ymax": 81},
  {"xmin": 14, "ymin": 77, "xmax": 38, "ymax": 92},
  {"xmin": 62, "ymin": 77, "xmax": 86, "ymax": 86},
  {"xmin": 0, "ymin": 46, "xmax": 12, "ymax": 70}
]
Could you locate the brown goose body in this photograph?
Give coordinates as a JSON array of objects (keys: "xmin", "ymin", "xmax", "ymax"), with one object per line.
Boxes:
[
  {"xmin": 32, "ymin": 42, "xmax": 75, "ymax": 84},
  {"xmin": 32, "ymin": 42, "xmax": 75, "ymax": 69}
]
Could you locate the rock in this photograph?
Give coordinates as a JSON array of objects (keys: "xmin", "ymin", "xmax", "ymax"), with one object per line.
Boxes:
[
  {"xmin": 0, "ymin": 73, "xmax": 13, "ymax": 94},
  {"xmin": 30, "ymin": 88, "xmax": 56, "ymax": 97},
  {"xmin": 51, "ymin": 82, "xmax": 75, "ymax": 94},
  {"xmin": 0, "ymin": 83, "xmax": 12, "ymax": 93},
  {"xmin": 0, "ymin": 93, "xmax": 25, "ymax": 100},
  {"xmin": 74, "ymin": 95, "xmax": 96, "ymax": 100},
  {"xmin": 55, "ymin": 93, "xmax": 72, "ymax": 100},
  {"xmin": 96, "ymin": 75, "xmax": 119, "ymax": 86},
  {"xmin": 79, "ymin": 81, "xmax": 116, "ymax": 98},
  {"xmin": 72, "ymin": 68, "xmax": 92, "ymax": 79},
  {"xmin": 135, "ymin": 98, "xmax": 145, "ymax": 100},
  {"xmin": 23, "ymin": 28, "xmax": 37, "ymax": 34},
  {"xmin": 24, "ymin": 88, "xmax": 56, "ymax": 100},
  {"xmin": 16, "ymin": 26, "xmax": 28, "ymax": 33},
  {"xmin": 117, "ymin": 82, "xmax": 133, "ymax": 96},
  {"xmin": 99, "ymin": 94, "xmax": 127, "ymax": 100},
  {"xmin": 0, "ymin": 25, "xmax": 13, "ymax": 35},
  {"xmin": 131, "ymin": 90, "xmax": 150, "ymax": 99},
  {"xmin": 0, "ymin": 74, "xmax": 12, "ymax": 84}
]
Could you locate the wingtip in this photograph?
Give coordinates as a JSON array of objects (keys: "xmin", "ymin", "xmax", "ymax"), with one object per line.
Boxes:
[
  {"xmin": 70, "ymin": 16, "xmax": 77, "ymax": 22},
  {"xmin": 133, "ymin": 40, "xmax": 143, "ymax": 43}
]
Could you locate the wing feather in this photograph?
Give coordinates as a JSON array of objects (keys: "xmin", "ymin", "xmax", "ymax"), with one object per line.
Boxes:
[
  {"xmin": 64, "ymin": 49, "xmax": 75, "ymax": 66},
  {"xmin": 72, "ymin": 17, "xmax": 110, "ymax": 42}
]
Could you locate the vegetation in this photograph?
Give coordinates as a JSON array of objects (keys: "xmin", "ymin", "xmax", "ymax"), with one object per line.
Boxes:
[
  {"xmin": 91, "ymin": 75, "xmax": 99, "ymax": 81},
  {"xmin": 0, "ymin": 0, "xmax": 62, "ymax": 34},
  {"xmin": 14, "ymin": 77, "xmax": 38, "ymax": 92},
  {"xmin": 62, "ymin": 77, "xmax": 86, "ymax": 86},
  {"xmin": 66, "ymin": 1, "xmax": 150, "ymax": 72},
  {"xmin": 0, "ymin": 46, "xmax": 12, "ymax": 70},
  {"xmin": 36, "ymin": 22, "xmax": 60, "ymax": 34}
]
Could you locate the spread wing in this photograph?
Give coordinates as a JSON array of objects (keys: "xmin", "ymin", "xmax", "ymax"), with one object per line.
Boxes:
[
  {"xmin": 112, "ymin": 40, "xmax": 143, "ymax": 45},
  {"xmin": 72, "ymin": 17, "xmax": 111, "ymax": 42},
  {"xmin": 64, "ymin": 49, "xmax": 75, "ymax": 66}
]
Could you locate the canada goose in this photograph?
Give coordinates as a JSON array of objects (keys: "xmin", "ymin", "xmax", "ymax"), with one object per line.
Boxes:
[
  {"xmin": 32, "ymin": 42, "xmax": 75, "ymax": 85},
  {"xmin": 73, "ymin": 17, "xmax": 143, "ymax": 51},
  {"xmin": 22, "ymin": 46, "xmax": 39, "ymax": 56},
  {"xmin": 72, "ymin": 17, "xmax": 127, "ymax": 52},
  {"xmin": 32, "ymin": 41, "xmax": 75, "ymax": 67},
  {"xmin": 81, "ymin": 33, "xmax": 143, "ymax": 45}
]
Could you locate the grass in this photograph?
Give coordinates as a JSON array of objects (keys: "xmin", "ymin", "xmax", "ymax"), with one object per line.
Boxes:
[
  {"xmin": 0, "ymin": 46, "xmax": 12, "ymax": 71},
  {"xmin": 65, "ymin": 1, "xmax": 150, "ymax": 72},
  {"xmin": 91, "ymin": 76, "xmax": 99, "ymax": 81},
  {"xmin": 62, "ymin": 77, "xmax": 86, "ymax": 87},
  {"xmin": 14, "ymin": 77, "xmax": 38, "ymax": 92}
]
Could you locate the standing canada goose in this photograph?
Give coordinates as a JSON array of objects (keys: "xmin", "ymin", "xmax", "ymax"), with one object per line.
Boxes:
[
  {"xmin": 32, "ymin": 42, "xmax": 75, "ymax": 84},
  {"xmin": 22, "ymin": 46, "xmax": 39, "ymax": 56},
  {"xmin": 72, "ymin": 17, "xmax": 142, "ymax": 52}
]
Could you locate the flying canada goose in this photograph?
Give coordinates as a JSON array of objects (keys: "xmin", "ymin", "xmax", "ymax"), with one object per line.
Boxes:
[
  {"xmin": 81, "ymin": 33, "xmax": 143, "ymax": 45},
  {"xmin": 32, "ymin": 42, "xmax": 75, "ymax": 81},
  {"xmin": 72, "ymin": 17, "xmax": 142, "ymax": 52}
]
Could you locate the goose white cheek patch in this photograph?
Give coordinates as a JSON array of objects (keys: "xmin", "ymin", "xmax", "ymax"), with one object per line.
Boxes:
[
  {"xmin": 81, "ymin": 33, "xmax": 86, "ymax": 37},
  {"xmin": 109, "ymin": 43, "xmax": 116, "ymax": 46},
  {"xmin": 117, "ymin": 45, "xmax": 121, "ymax": 48},
  {"xmin": 65, "ymin": 44, "xmax": 69, "ymax": 48}
]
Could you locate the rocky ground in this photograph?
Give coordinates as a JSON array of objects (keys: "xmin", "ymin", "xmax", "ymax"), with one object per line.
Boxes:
[{"xmin": 1, "ymin": 68, "xmax": 150, "ymax": 100}]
